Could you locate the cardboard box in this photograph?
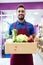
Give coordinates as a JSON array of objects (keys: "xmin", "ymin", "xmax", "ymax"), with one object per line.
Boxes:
[{"xmin": 5, "ymin": 40, "xmax": 37, "ymax": 54}]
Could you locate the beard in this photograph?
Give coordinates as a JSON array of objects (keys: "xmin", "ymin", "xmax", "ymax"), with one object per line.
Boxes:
[
  {"xmin": 18, "ymin": 17, "xmax": 24, "ymax": 20},
  {"xmin": 18, "ymin": 14, "xmax": 24, "ymax": 20}
]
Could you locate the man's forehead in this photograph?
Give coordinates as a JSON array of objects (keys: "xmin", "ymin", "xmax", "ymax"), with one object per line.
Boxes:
[{"xmin": 17, "ymin": 7, "xmax": 25, "ymax": 11}]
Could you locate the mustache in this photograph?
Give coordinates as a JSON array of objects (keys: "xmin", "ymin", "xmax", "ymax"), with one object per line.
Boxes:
[{"xmin": 19, "ymin": 14, "xmax": 24, "ymax": 16}]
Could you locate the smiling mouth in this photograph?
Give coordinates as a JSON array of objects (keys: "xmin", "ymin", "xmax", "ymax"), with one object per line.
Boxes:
[{"xmin": 19, "ymin": 14, "xmax": 23, "ymax": 16}]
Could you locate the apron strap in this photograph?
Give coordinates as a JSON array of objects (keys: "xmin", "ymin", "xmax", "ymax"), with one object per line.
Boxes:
[
  {"xmin": 14, "ymin": 22, "xmax": 28, "ymax": 30},
  {"xmin": 14, "ymin": 23, "xmax": 16, "ymax": 29}
]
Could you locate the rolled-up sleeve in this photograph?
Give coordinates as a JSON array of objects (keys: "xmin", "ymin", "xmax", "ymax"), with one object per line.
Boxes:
[{"xmin": 9, "ymin": 24, "xmax": 14, "ymax": 35}]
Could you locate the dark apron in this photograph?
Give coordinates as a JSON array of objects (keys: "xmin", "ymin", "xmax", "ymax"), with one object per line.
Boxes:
[{"xmin": 10, "ymin": 23, "xmax": 34, "ymax": 65}]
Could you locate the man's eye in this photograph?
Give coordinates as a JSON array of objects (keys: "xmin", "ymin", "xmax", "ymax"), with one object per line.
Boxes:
[
  {"xmin": 22, "ymin": 11, "xmax": 24, "ymax": 13},
  {"xmin": 18, "ymin": 10, "xmax": 24, "ymax": 13},
  {"xmin": 18, "ymin": 11, "xmax": 20, "ymax": 12}
]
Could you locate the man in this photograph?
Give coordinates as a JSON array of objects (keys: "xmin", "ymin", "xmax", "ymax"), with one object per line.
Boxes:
[{"xmin": 9, "ymin": 4, "xmax": 35, "ymax": 65}]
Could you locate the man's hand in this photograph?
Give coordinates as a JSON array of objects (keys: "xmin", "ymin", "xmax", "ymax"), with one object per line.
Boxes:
[
  {"xmin": 34, "ymin": 36, "xmax": 40, "ymax": 43},
  {"xmin": 28, "ymin": 35, "xmax": 34, "ymax": 42}
]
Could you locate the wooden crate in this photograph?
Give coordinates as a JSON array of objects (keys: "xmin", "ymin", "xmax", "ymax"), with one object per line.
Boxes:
[{"xmin": 5, "ymin": 40, "xmax": 37, "ymax": 54}]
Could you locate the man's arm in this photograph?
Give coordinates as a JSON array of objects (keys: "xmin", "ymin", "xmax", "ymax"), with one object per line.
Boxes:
[
  {"xmin": 9, "ymin": 23, "xmax": 14, "ymax": 35},
  {"xmin": 28, "ymin": 25, "xmax": 35, "ymax": 41}
]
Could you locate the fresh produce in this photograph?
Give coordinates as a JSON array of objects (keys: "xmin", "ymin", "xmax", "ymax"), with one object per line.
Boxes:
[
  {"xmin": 12, "ymin": 29, "xmax": 18, "ymax": 42},
  {"xmin": 16, "ymin": 34, "xmax": 29, "ymax": 42},
  {"xmin": 6, "ymin": 39, "xmax": 13, "ymax": 43},
  {"xmin": 7, "ymin": 35, "xmax": 12, "ymax": 39},
  {"xmin": 11, "ymin": 29, "xmax": 29, "ymax": 42}
]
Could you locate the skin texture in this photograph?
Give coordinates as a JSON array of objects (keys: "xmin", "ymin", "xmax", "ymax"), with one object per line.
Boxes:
[{"xmin": 17, "ymin": 7, "xmax": 25, "ymax": 23}]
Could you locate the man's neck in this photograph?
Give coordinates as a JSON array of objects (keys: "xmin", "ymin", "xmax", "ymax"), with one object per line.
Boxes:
[{"xmin": 18, "ymin": 19, "xmax": 25, "ymax": 23}]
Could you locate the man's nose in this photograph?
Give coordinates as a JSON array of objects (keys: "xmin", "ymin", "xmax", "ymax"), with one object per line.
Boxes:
[{"xmin": 19, "ymin": 11, "xmax": 23, "ymax": 14}]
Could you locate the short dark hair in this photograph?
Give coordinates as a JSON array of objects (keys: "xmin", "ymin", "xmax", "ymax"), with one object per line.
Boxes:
[{"xmin": 16, "ymin": 4, "xmax": 25, "ymax": 10}]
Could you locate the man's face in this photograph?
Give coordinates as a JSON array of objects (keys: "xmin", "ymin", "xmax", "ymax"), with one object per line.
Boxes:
[{"xmin": 17, "ymin": 7, "xmax": 25, "ymax": 21}]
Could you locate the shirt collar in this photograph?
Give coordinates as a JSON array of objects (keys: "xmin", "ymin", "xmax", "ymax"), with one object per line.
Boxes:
[{"xmin": 17, "ymin": 20, "xmax": 26, "ymax": 25}]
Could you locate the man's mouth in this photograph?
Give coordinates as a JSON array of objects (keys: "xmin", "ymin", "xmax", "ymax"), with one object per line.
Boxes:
[{"xmin": 19, "ymin": 14, "xmax": 23, "ymax": 16}]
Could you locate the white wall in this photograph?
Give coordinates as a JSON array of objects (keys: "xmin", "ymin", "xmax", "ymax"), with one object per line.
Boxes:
[{"xmin": 1, "ymin": 9, "xmax": 43, "ymax": 25}]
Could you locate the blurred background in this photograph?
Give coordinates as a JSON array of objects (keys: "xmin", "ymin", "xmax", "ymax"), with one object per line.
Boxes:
[{"xmin": 0, "ymin": 1, "xmax": 43, "ymax": 65}]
